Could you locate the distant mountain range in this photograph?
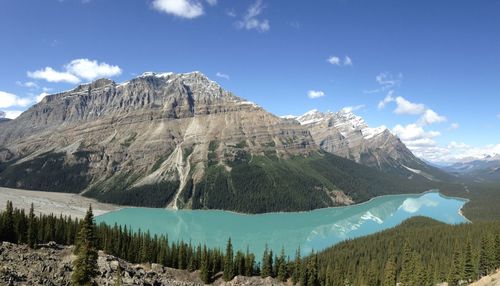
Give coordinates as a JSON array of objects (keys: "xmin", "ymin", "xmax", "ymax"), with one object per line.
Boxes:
[
  {"xmin": 443, "ymin": 155, "xmax": 500, "ymax": 182},
  {"xmin": 0, "ymin": 72, "xmax": 451, "ymax": 213}
]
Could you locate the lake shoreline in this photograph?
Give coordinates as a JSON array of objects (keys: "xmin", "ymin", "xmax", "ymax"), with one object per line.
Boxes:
[{"xmin": 0, "ymin": 186, "xmax": 470, "ymax": 222}]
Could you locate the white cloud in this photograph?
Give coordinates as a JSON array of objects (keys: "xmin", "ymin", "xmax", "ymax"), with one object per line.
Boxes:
[
  {"xmin": 27, "ymin": 67, "xmax": 80, "ymax": 84},
  {"xmin": 206, "ymin": 0, "xmax": 217, "ymax": 6},
  {"xmin": 377, "ymin": 91, "xmax": 395, "ymax": 109},
  {"xmin": 28, "ymin": 59, "xmax": 122, "ymax": 84},
  {"xmin": 0, "ymin": 111, "xmax": 4, "ymax": 118},
  {"xmin": 215, "ymin": 72, "xmax": 229, "ymax": 80},
  {"xmin": 152, "ymin": 0, "xmax": 204, "ymax": 19},
  {"xmin": 36, "ymin": 92, "xmax": 50, "ymax": 103},
  {"xmin": 327, "ymin": 56, "xmax": 341, "ymax": 65},
  {"xmin": 236, "ymin": 0, "xmax": 270, "ymax": 32},
  {"xmin": 0, "ymin": 91, "xmax": 32, "ymax": 108},
  {"xmin": 344, "ymin": 56, "xmax": 352, "ymax": 66},
  {"xmin": 226, "ymin": 9, "xmax": 236, "ymax": 17},
  {"xmin": 415, "ymin": 142, "xmax": 500, "ymax": 163},
  {"xmin": 4, "ymin": 111, "xmax": 23, "ymax": 119},
  {"xmin": 327, "ymin": 55, "xmax": 352, "ymax": 66},
  {"xmin": 394, "ymin": 96, "xmax": 426, "ymax": 115},
  {"xmin": 392, "ymin": 123, "xmax": 440, "ymax": 142},
  {"xmin": 65, "ymin": 59, "xmax": 122, "ymax": 81},
  {"xmin": 417, "ymin": 109, "xmax": 447, "ymax": 125},
  {"xmin": 341, "ymin": 105, "xmax": 365, "ymax": 113},
  {"xmin": 307, "ymin": 90, "xmax": 325, "ymax": 99}
]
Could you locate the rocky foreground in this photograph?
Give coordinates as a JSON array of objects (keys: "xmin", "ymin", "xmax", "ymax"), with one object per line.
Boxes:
[{"xmin": 0, "ymin": 242, "xmax": 285, "ymax": 286}]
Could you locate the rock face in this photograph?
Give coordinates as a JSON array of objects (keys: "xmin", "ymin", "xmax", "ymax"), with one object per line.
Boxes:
[
  {"xmin": 291, "ymin": 109, "xmax": 450, "ymax": 181},
  {"xmin": 0, "ymin": 71, "xmax": 435, "ymax": 212},
  {"xmin": 0, "ymin": 242, "xmax": 285, "ymax": 286}
]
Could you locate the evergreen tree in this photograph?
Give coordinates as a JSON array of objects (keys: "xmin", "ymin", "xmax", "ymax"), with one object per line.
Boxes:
[
  {"xmin": 2, "ymin": 201, "xmax": 15, "ymax": 242},
  {"xmin": 464, "ymin": 239, "xmax": 475, "ymax": 283},
  {"xmin": 27, "ymin": 203, "xmax": 37, "ymax": 248},
  {"xmin": 261, "ymin": 245, "xmax": 272, "ymax": 278},
  {"xmin": 306, "ymin": 254, "xmax": 319, "ymax": 286},
  {"xmin": 277, "ymin": 247, "xmax": 287, "ymax": 282},
  {"xmin": 479, "ymin": 233, "xmax": 495, "ymax": 277},
  {"xmin": 399, "ymin": 241, "xmax": 415, "ymax": 286},
  {"xmin": 71, "ymin": 205, "xmax": 99, "ymax": 286},
  {"xmin": 383, "ymin": 256, "xmax": 396, "ymax": 286},
  {"xmin": 245, "ymin": 247, "xmax": 255, "ymax": 276},
  {"xmin": 292, "ymin": 247, "xmax": 302, "ymax": 284},
  {"xmin": 448, "ymin": 244, "xmax": 464, "ymax": 286},
  {"xmin": 223, "ymin": 238, "xmax": 234, "ymax": 281},
  {"xmin": 200, "ymin": 246, "xmax": 211, "ymax": 284}
]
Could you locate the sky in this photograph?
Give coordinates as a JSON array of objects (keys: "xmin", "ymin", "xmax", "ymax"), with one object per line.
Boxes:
[{"xmin": 0, "ymin": 0, "xmax": 499, "ymax": 163}]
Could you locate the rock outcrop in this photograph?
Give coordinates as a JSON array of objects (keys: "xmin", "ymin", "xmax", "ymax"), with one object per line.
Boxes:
[{"xmin": 0, "ymin": 242, "xmax": 285, "ymax": 286}]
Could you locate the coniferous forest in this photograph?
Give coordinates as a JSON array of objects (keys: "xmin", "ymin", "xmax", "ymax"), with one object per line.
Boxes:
[{"xmin": 1, "ymin": 201, "xmax": 500, "ymax": 285}]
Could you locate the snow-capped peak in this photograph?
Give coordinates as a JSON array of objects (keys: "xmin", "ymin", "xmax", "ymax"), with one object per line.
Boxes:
[{"xmin": 296, "ymin": 109, "xmax": 326, "ymax": 125}]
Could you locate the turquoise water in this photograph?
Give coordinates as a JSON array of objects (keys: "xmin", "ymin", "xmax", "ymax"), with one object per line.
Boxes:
[{"xmin": 96, "ymin": 191, "xmax": 468, "ymax": 258}]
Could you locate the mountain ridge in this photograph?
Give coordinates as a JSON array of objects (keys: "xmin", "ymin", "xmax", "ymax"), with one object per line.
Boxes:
[{"xmin": 0, "ymin": 71, "xmax": 445, "ymax": 213}]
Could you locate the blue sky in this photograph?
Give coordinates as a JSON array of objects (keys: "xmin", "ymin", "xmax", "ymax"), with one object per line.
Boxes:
[{"xmin": 0, "ymin": 0, "xmax": 499, "ymax": 162}]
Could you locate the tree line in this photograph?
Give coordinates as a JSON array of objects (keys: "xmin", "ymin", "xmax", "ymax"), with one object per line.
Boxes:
[{"xmin": 1, "ymin": 202, "xmax": 500, "ymax": 285}]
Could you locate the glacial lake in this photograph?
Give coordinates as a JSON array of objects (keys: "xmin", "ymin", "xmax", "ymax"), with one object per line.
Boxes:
[{"xmin": 96, "ymin": 191, "xmax": 468, "ymax": 258}]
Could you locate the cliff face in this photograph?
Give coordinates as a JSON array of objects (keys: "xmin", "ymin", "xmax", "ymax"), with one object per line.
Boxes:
[
  {"xmin": 0, "ymin": 72, "xmax": 433, "ymax": 212},
  {"xmin": 293, "ymin": 109, "xmax": 451, "ymax": 181}
]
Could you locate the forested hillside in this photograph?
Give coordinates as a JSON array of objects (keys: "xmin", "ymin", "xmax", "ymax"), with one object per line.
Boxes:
[{"xmin": 2, "ymin": 202, "xmax": 500, "ymax": 285}]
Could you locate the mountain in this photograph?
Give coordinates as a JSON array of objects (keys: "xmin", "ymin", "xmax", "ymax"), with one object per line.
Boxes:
[
  {"xmin": 444, "ymin": 155, "xmax": 500, "ymax": 182},
  {"xmin": 0, "ymin": 72, "xmax": 432, "ymax": 213},
  {"xmin": 287, "ymin": 109, "xmax": 452, "ymax": 182}
]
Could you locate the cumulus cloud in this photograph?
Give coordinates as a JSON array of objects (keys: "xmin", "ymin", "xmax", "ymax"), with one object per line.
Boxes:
[
  {"xmin": 27, "ymin": 67, "xmax": 80, "ymax": 84},
  {"xmin": 3, "ymin": 111, "xmax": 23, "ymax": 119},
  {"xmin": 418, "ymin": 109, "xmax": 447, "ymax": 125},
  {"xmin": 0, "ymin": 91, "xmax": 32, "ymax": 108},
  {"xmin": 307, "ymin": 90, "xmax": 325, "ymax": 99},
  {"xmin": 236, "ymin": 0, "xmax": 270, "ymax": 32},
  {"xmin": 393, "ymin": 96, "xmax": 426, "ymax": 115},
  {"xmin": 215, "ymin": 72, "xmax": 229, "ymax": 80},
  {"xmin": 327, "ymin": 56, "xmax": 341, "ymax": 65},
  {"xmin": 152, "ymin": 0, "xmax": 204, "ymax": 19},
  {"xmin": 327, "ymin": 55, "xmax": 352, "ymax": 66},
  {"xmin": 65, "ymin": 59, "xmax": 122, "ymax": 81},
  {"xmin": 28, "ymin": 59, "xmax": 122, "ymax": 84},
  {"xmin": 392, "ymin": 123, "xmax": 440, "ymax": 142}
]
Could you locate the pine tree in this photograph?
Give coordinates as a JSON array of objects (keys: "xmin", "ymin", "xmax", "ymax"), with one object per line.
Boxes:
[
  {"xmin": 245, "ymin": 247, "xmax": 255, "ymax": 276},
  {"xmin": 277, "ymin": 247, "xmax": 287, "ymax": 282},
  {"xmin": 223, "ymin": 238, "xmax": 234, "ymax": 281},
  {"xmin": 399, "ymin": 241, "xmax": 415, "ymax": 286},
  {"xmin": 261, "ymin": 245, "xmax": 272, "ymax": 278},
  {"xmin": 27, "ymin": 203, "xmax": 37, "ymax": 248},
  {"xmin": 383, "ymin": 255, "xmax": 396, "ymax": 286},
  {"xmin": 448, "ymin": 244, "xmax": 464, "ymax": 286},
  {"xmin": 307, "ymin": 254, "xmax": 319, "ymax": 286},
  {"xmin": 464, "ymin": 239, "xmax": 475, "ymax": 283},
  {"xmin": 2, "ymin": 201, "xmax": 15, "ymax": 242},
  {"xmin": 292, "ymin": 247, "xmax": 302, "ymax": 284},
  {"xmin": 367, "ymin": 261, "xmax": 378, "ymax": 286},
  {"xmin": 479, "ymin": 233, "xmax": 495, "ymax": 277},
  {"xmin": 71, "ymin": 205, "xmax": 99, "ymax": 286},
  {"xmin": 200, "ymin": 246, "xmax": 211, "ymax": 284}
]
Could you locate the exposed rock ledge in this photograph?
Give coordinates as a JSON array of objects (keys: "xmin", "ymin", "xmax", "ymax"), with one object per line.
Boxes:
[{"xmin": 0, "ymin": 242, "xmax": 285, "ymax": 286}]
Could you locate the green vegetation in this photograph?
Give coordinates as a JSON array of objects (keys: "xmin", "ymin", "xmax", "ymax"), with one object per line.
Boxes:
[
  {"xmin": 190, "ymin": 152, "xmax": 430, "ymax": 213},
  {"xmin": 1, "ymin": 202, "xmax": 500, "ymax": 285},
  {"xmin": 0, "ymin": 152, "xmax": 90, "ymax": 193},
  {"xmin": 71, "ymin": 206, "xmax": 99, "ymax": 285},
  {"xmin": 85, "ymin": 179, "xmax": 179, "ymax": 208}
]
